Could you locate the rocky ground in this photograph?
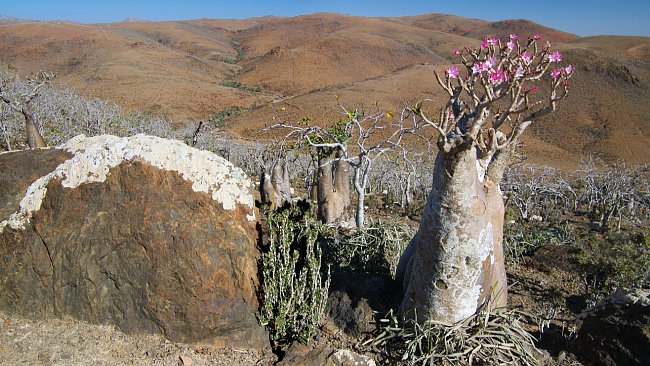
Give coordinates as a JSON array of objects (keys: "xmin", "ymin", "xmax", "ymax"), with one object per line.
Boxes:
[
  {"xmin": 0, "ymin": 314, "xmax": 275, "ymax": 366},
  {"xmin": 0, "ymin": 246, "xmax": 590, "ymax": 366}
]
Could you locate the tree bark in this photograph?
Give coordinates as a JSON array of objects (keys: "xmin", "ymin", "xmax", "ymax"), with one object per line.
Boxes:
[
  {"xmin": 22, "ymin": 106, "xmax": 47, "ymax": 149},
  {"xmin": 317, "ymin": 148, "xmax": 350, "ymax": 225},
  {"xmin": 355, "ymin": 185, "xmax": 365, "ymax": 228},
  {"xmin": 398, "ymin": 147, "xmax": 507, "ymax": 323},
  {"xmin": 260, "ymin": 161, "xmax": 291, "ymax": 209}
]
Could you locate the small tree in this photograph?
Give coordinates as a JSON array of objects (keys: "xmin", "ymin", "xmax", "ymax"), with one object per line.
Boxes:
[
  {"xmin": 397, "ymin": 34, "xmax": 572, "ymax": 323},
  {"xmin": 0, "ymin": 71, "xmax": 53, "ymax": 149}
]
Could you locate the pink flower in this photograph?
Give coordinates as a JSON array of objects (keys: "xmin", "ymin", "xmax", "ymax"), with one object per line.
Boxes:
[
  {"xmin": 452, "ymin": 48, "xmax": 460, "ymax": 55},
  {"xmin": 481, "ymin": 38, "xmax": 489, "ymax": 49},
  {"xmin": 471, "ymin": 63, "xmax": 481, "ymax": 74},
  {"xmin": 485, "ymin": 56, "xmax": 497, "ymax": 68},
  {"xmin": 532, "ymin": 34, "xmax": 541, "ymax": 40},
  {"xmin": 509, "ymin": 33, "xmax": 518, "ymax": 39},
  {"xmin": 488, "ymin": 37, "xmax": 499, "ymax": 45},
  {"xmin": 506, "ymin": 40, "xmax": 517, "ymax": 50},
  {"xmin": 550, "ymin": 69, "xmax": 563, "ymax": 78},
  {"xmin": 448, "ymin": 110, "xmax": 455, "ymax": 119},
  {"xmin": 548, "ymin": 51, "xmax": 562, "ymax": 62},
  {"xmin": 489, "ymin": 68, "xmax": 505, "ymax": 83},
  {"xmin": 446, "ymin": 65, "xmax": 460, "ymax": 78},
  {"xmin": 518, "ymin": 52, "xmax": 532, "ymax": 62},
  {"xmin": 565, "ymin": 64, "xmax": 573, "ymax": 74}
]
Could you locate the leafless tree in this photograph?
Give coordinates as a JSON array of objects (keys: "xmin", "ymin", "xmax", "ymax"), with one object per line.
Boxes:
[
  {"xmin": 0, "ymin": 71, "xmax": 53, "ymax": 149},
  {"xmin": 269, "ymin": 99, "xmax": 423, "ymax": 227},
  {"xmin": 577, "ymin": 158, "xmax": 648, "ymax": 231},
  {"xmin": 0, "ymin": 68, "xmax": 174, "ymax": 151},
  {"xmin": 397, "ymin": 35, "xmax": 573, "ymax": 323},
  {"xmin": 501, "ymin": 165, "xmax": 574, "ymax": 221}
]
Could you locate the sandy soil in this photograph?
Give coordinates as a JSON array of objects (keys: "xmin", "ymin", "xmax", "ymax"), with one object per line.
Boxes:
[{"xmin": 0, "ymin": 314, "xmax": 276, "ymax": 366}]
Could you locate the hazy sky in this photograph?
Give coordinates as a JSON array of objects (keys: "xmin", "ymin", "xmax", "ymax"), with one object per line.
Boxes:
[{"xmin": 1, "ymin": 0, "xmax": 649, "ymax": 37}]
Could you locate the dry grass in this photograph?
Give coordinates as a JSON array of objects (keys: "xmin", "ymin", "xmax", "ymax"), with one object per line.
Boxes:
[{"xmin": 369, "ymin": 302, "xmax": 542, "ymax": 366}]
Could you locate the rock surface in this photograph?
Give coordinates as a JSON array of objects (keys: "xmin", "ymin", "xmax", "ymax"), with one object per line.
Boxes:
[
  {"xmin": 325, "ymin": 272, "xmax": 399, "ymax": 337},
  {"xmin": 0, "ymin": 134, "xmax": 268, "ymax": 350},
  {"xmin": 279, "ymin": 343, "xmax": 376, "ymax": 366},
  {"xmin": 572, "ymin": 289, "xmax": 650, "ymax": 366}
]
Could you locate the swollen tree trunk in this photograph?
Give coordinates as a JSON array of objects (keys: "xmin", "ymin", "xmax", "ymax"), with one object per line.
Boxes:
[
  {"xmin": 260, "ymin": 161, "xmax": 291, "ymax": 209},
  {"xmin": 398, "ymin": 147, "xmax": 508, "ymax": 323},
  {"xmin": 317, "ymin": 148, "xmax": 350, "ymax": 225},
  {"xmin": 22, "ymin": 106, "xmax": 47, "ymax": 149}
]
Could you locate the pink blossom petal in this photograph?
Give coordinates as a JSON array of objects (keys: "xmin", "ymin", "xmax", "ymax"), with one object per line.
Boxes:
[
  {"xmin": 486, "ymin": 56, "xmax": 497, "ymax": 68},
  {"xmin": 548, "ymin": 51, "xmax": 563, "ymax": 63},
  {"xmin": 446, "ymin": 65, "xmax": 460, "ymax": 78},
  {"xmin": 532, "ymin": 34, "xmax": 541, "ymax": 40},
  {"xmin": 509, "ymin": 33, "xmax": 518, "ymax": 39}
]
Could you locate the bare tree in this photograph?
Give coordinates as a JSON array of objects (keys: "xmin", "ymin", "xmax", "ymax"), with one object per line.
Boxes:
[
  {"xmin": 578, "ymin": 158, "xmax": 648, "ymax": 231},
  {"xmin": 0, "ymin": 68, "xmax": 174, "ymax": 151},
  {"xmin": 397, "ymin": 35, "xmax": 573, "ymax": 323},
  {"xmin": 270, "ymin": 100, "xmax": 421, "ymax": 227},
  {"xmin": 0, "ymin": 71, "xmax": 53, "ymax": 149},
  {"xmin": 501, "ymin": 165, "xmax": 574, "ymax": 221}
]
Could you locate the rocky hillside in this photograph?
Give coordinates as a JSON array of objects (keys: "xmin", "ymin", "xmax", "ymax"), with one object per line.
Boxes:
[{"xmin": 0, "ymin": 12, "xmax": 648, "ymax": 166}]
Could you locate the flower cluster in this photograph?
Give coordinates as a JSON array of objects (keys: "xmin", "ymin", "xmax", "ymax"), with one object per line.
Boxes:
[
  {"xmin": 551, "ymin": 64, "xmax": 573, "ymax": 79},
  {"xmin": 443, "ymin": 33, "xmax": 573, "ymax": 90}
]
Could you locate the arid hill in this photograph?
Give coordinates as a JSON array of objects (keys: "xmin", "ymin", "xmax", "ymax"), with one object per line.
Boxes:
[{"xmin": 0, "ymin": 12, "xmax": 648, "ymax": 166}]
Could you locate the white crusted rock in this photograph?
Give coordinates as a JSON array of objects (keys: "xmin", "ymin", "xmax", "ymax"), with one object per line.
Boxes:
[{"xmin": 1, "ymin": 134, "xmax": 256, "ymax": 232}]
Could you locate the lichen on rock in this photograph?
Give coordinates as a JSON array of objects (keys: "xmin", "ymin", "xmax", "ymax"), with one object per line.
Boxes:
[{"xmin": 1, "ymin": 134, "xmax": 255, "ymax": 232}]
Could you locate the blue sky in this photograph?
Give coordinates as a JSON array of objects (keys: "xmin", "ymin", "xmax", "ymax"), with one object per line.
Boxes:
[{"xmin": 1, "ymin": 0, "xmax": 649, "ymax": 37}]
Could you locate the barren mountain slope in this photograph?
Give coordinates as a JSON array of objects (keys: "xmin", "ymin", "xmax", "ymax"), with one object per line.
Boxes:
[
  {"xmin": 463, "ymin": 19, "xmax": 578, "ymax": 42},
  {"xmin": 0, "ymin": 21, "xmax": 270, "ymax": 120},
  {"xmin": 232, "ymin": 13, "xmax": 481, "ymax": 94},
  {"xmin": 0, "ymin": 13, "xmax": 647, "ymax": 166}
]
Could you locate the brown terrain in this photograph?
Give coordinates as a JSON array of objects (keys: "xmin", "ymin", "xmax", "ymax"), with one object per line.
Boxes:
[
  {"xmin": 1, "ymin": 12, "xmax": 648, "ymax": 366},
  {"xmin": 0, "ymin": 12, "xmax": 648, "ymax": 166}
]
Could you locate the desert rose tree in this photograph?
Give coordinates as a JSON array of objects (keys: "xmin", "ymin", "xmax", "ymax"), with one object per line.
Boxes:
[{"xmin": 398, "ymin": 34, "xmax": 572, "ymax": 323}]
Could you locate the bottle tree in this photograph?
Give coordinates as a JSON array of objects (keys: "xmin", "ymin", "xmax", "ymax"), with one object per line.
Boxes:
[{"xmin": 398, "ymin": 34, "xmax": 573, "ymax": 322}]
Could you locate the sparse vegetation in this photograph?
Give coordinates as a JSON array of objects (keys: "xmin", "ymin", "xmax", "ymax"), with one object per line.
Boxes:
[
  {"xmin": 208, "ymin": 106, "xmax": 240, "ymax": 128},
  {"xmin": 258, "ymin": 203, "xmax": 330, "ymax": 345},
  {"xmin": 323, "ymin": 218, "xmax": 415, "ymax": 278},
  {"xmin": 224, "ymin": 40, "xmax": 245, "ymax": 64},
  {"xmin": 1, "ymin": 15, "xmax": 649, "ymax": 365},
  {"xmin": 571, "ymin": 231, "xmax": 650, "ymax": 304},
  {"xmin": 219, "ymin": 80, "xmax": 262, "ymax": 93}
]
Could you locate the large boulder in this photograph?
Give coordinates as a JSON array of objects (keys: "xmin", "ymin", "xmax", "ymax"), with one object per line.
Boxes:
[
  {"xmin": 0, "ymin": 134, "xmax": 269, "ymax": 350},
  {"xmin": 571, "ymin": 289, "xmax": 650, "ymax": 366}
]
